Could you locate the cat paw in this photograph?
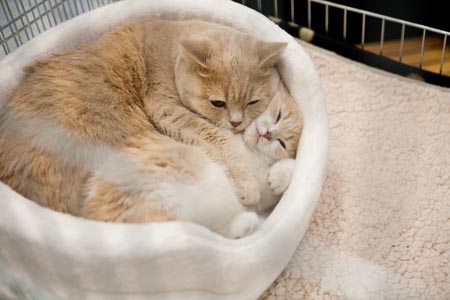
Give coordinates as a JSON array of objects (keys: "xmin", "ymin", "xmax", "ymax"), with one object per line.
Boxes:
[
  {"xmin": 227, "ymin": 212, "xmax": 261, "ymax": 239},
  {"xmin": 268, "ymin": 159, "xmax": 295, "ymax": 195},
  {"xmin": 236, "ymin": 179, "xmax": 260, "ymax": 206}
]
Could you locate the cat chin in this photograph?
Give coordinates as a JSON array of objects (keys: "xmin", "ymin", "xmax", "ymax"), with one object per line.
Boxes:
[
  {"xmin": 255, "ymin": 139, "xmax": 271, "ymax": 154},
  {"xmin": 230, "ymin": 127, "xmax": 244, "ymax": 134},
  {"xmin": 226, "ymin": 123, "xmax": 248, "ymax": 133}
]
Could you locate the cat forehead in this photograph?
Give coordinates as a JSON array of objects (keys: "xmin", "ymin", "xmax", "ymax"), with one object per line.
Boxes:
[
  {"xmin": 198, "ymin": 32, "xmax": 284, "ymax": 68},
  {"xmin": 200, "ymin": 29, "xmax": 258, "ymax": 48},
  {"xmin": 204, "ymin": 77, "xmax": 252, "ymax": 100},
  {"xmin": 202, "ymin": 70, "xmax": 273, "ymax": 102},
  {"xmin": 206, "ymin": 51, "xmax": 262, "ymax": 75}
]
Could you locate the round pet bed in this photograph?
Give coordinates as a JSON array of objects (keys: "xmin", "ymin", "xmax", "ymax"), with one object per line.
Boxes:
[{"xmin": 0, "ymin": 0, "xmax": 328, "ymax": 299}]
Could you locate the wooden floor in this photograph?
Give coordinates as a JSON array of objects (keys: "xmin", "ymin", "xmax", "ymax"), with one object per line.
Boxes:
[{"xmin": 359, "ymin": 35, "xmax": 450, "ymax": 76}]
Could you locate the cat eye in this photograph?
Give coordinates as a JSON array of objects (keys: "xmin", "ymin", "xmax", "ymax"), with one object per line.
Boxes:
[
  {"xmin": 211, "ymin": 100, "xmax": 226, "ymax": 108},
  {"xmin": 247, "ymin": 99, "xmax": 259, "ymax": 106},
  {"xmin": 277, "ymin": 138, "xmax": 286, "ymax": 149},
  {"xmin": 276, "ymin": 110, "xmax": 282, "ymax": 123}
]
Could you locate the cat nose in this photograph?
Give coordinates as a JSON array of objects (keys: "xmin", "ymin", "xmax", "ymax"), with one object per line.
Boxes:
[
  {"xmin": 262, "ymin": 131, "xmax": 272, "ymax": 140},
  {"xmin": 230, "ymin": 121, "xmax": 242, "ymax": 128}
]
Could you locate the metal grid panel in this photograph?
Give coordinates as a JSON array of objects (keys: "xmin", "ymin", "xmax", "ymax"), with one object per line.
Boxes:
[
  {"xmin": 2, "ymin": 0, "xmax": 450, "ymax": 76},
  {"xmin": 0, "ymin": 0, "xmax": 120, "ymax": 59},
  {"xmin": 307, "ymin": 0, "xmax": 450, "ymax": 75}
]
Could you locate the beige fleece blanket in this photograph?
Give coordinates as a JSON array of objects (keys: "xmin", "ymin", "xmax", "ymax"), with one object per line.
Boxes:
[{"xmin": 262, "ymin": 41, "xmax": 450, "ymax": 300}]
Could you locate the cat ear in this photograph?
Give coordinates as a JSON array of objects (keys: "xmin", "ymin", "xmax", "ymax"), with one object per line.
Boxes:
[
  {"xmin": 180, "ymin": 38, "xmax": 210, "ymax": 69},
  {"xmin": 257, "ymin": 41, "xmax": 287, "ymax": 68}
]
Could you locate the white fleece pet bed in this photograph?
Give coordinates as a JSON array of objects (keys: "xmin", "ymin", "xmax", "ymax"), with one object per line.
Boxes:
[{"xmin": 0, "ymin": 0, "xmax": 327, "ymax": 299}]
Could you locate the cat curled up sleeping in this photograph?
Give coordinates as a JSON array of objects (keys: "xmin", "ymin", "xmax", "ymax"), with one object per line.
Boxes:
[
  {"xmin": 231, "ymin": 83, "xmax": 302, "ymax": 213},
  {"xmin": 81, "ymin": 84, "xmax": 302, "ymax": 238},
  {"xmin": 0, "ymin": 19, "xmax": 287, "ymax": 215}
]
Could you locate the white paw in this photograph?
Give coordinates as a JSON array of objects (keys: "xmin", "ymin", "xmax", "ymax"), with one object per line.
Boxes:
[
  {"xmin": 268, "ymin": 159, "xmax": 295, "ymax": 195},
  {"xmin": 226, "ymin": 212, "xmax": 261, "ymax": 239}
]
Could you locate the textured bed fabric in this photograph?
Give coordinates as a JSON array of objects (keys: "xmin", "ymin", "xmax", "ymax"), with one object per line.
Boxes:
[
  {"xmin": 261, "ymin": 41, "xmax": 450, "ymax": 300},
  {"xmin": 0, "ymin": 1, "xmax": 327, "ymax": 299}
]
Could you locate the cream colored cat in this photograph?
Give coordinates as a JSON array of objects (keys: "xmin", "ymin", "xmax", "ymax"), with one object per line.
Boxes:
[
  {"xmin": 81, "ymin": 83, "xmax": 302, "ymax": 238},
  {"xmin": 234, "ymin": 83, "xmax": 302, "ymax": 213},
  {"xmin": 0, "ymin": 19, "xmax": 286, "ymax": 215}
]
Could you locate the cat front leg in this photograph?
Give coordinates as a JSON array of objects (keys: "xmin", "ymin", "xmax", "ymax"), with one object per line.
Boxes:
[
  {"xmin": 268, "ymin": 158, "xmax": 295, "ymax": 195},
  {"xmin": 217, "ymin": 146, "xmax": 260, "ymax": 206},
  {"xmin": 146, "ymin": 102, "xmax": 260, "ymax": 206}
]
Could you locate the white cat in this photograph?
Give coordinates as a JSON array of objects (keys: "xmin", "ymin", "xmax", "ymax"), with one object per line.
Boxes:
[{"xmin": 229, "ymin": 83, "xmax": 302, "ymax": 214}]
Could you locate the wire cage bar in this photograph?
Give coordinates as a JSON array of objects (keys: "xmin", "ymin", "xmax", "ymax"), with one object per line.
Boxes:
[{"xmin": 380, "ymin": 19, "xmax": 385, "ymax": 56}]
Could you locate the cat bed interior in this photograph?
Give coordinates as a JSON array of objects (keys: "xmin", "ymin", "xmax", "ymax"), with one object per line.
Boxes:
[{"xmin": 0, "ymin": 0, "xmax": 327, "ymax": 299}]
